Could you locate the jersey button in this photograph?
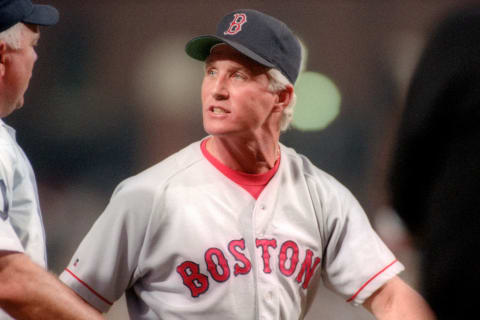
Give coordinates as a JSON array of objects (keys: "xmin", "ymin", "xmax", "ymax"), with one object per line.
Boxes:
[
  {"xmin": 260, "ymin": 204, "xmax": 266, "ymax": 210},
  {"xmin": 265, "ymin": 291, "xmax": 273, "ymax": 301}
]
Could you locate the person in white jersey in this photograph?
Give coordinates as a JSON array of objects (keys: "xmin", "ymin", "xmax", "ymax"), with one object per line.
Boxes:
[
  {"xmin": 60, "ymin": 9, "xmax": 435, "ymax": 319},
  {"xmin": 0, "ymin": 1, "xmax": 103, "ymax": 319}
]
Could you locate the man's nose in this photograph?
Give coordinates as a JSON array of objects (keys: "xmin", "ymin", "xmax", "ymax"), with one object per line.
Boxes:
[{"xmin": 212, "ymin": 77, "xmax": 228, "ymax": 100}]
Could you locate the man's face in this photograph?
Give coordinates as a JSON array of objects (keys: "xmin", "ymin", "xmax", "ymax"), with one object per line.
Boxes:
[
  {"xmin": 201, "ymin": 44, "xmax": 279, "ymax": 138},
  {"xmin": 1, "ymin": 23, "xmax": 39, "ymax": 117}
]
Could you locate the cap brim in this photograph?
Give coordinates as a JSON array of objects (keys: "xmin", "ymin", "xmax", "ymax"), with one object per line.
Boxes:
[
  {"xmin": 22, "ymin": 4, "xmax": 59, "ymax": 26},
  {"xmin": 185, "ymin": 35, "xmax": 275, "ymax": 68}
]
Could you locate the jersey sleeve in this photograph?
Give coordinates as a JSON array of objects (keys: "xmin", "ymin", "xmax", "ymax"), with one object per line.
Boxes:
[
  {"xmin": 59, "ymin": 179, "xmax": 156, "ymax": 312},
  {"xmin": 313, "ymin": 173, "xmax": 404, "ymax": 305},
  {"xmin": 0, "ymin": 147, "xmax": 23, "ymax": 254}
]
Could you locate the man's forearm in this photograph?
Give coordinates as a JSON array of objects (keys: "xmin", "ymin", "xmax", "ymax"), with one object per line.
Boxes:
[
  {"xmin": 0, "ymin": 252, "xmax": 103, "ymax": 320},
  {"xmin": 364, "ymin": 276, "xmax": 436, "ymax": 320}
]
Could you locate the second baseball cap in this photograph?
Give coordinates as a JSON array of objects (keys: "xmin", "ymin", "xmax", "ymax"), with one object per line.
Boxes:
[
  {"xmin": 185, "ymin": 9, "xmax": 302, "ymax": 84},
  {"xmin": 0, "ymin": 0, "xmax": 59, "ymax": 33}
]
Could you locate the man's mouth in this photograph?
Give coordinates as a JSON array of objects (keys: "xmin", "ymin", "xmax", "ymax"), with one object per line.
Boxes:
[{"xmin": 210, "ymin": 106, "xmax": 230, "ymax": 114}]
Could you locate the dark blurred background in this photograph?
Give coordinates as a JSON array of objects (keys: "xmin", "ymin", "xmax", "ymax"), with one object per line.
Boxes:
[{"xmin": 6, "ymin": 1, "xmax": 477, "ymax": 318}]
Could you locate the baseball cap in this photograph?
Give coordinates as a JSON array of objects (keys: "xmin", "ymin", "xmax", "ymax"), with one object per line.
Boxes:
[
  {"xmin": 185, "ymin": 9, "xmax": 302, "ymax": 84},
  {"xmin": 0, "ymin": 0, "xmax": 59, "ymax": 33}
]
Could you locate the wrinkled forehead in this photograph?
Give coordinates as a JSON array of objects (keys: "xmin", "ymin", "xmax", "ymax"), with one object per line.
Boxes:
[{"xmin": 205, "ymin": 43, "xmax": 269, "ymax": 73}]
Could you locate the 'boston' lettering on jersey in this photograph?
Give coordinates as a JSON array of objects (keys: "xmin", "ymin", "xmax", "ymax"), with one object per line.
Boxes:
[{"xmin": 176, "ymin": 238, "xmax": 321, "ymax": 297}]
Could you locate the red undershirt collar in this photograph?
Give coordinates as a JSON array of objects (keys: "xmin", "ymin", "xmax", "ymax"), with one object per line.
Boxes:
[{"xmin": 200, "ymin": 138, "xmax": 280, "ymax": 199}]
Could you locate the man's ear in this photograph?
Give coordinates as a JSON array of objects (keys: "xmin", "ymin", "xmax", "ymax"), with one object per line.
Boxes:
[
  {"xmin": 273, "ymin": 85, "xmax": 294, "ymax": 112},
  {"xmin": 0, "ymin": 42, "xmax": 8, "ymax": 77}
]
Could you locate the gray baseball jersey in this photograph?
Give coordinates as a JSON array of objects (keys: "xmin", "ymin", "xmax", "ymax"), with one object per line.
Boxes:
[
  {"xmin": 0, "ymin": 120, "xmax": 46, "ymax": 320},
  {"xmin": 60, "ymin": 138, "xmax": 403, "ymax": 319}
]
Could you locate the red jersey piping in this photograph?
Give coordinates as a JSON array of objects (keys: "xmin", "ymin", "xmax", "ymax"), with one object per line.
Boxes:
[
  {"xmin": 346, "ymin": 259, "xmax": 399, "ymax": 303},
  {"xmin": 65, "ymin": 268, "xmax": 113, "ymax": 306}
]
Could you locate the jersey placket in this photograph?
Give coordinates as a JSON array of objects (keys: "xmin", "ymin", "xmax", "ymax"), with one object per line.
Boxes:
[{"xmin": 252, "ymin": 172, "xmax": 281, "ymax": 320}]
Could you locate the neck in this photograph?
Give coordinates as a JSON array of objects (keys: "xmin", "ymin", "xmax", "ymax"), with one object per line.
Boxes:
[{"xmin": 207, "ymin": 135, "xmax": 280, "ymax": 174}]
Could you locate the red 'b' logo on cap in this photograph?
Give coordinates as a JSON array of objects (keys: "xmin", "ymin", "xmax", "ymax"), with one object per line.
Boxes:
[{"xmin": 224, "ymin": 13, "xmax": 247, "ymax": 35}]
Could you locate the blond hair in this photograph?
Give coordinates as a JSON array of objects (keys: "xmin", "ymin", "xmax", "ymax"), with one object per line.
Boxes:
[{"xmin": 0, "ymin": 23, "xmax": 24, "ymax": 50}]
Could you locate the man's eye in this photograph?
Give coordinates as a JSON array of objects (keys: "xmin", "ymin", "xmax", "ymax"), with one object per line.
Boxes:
[
  {"xmin": 233, "ymin": 72, "xmax": 246, "ymax": 80},
  {"xmin": 206, "ymin": 69, "xmax": 217, "ymax": 76}
]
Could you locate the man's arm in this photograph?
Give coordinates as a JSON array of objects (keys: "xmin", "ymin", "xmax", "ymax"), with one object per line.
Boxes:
[
  {"xmin": 0, "ymin": 251, "xmax": 103, "ymax": 320},
  {"xmin": 363, "ymin": 276, "xmax": 436, "ymax": 320}
]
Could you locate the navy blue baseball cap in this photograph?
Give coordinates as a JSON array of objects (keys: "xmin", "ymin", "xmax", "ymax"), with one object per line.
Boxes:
[
  {"xmin": 186, "ymin": 9, "xmax": 302, "ymax": 84},
  {"xmin": 0, "ymin": 0, "xmax": 59, "ymax": 33}
]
